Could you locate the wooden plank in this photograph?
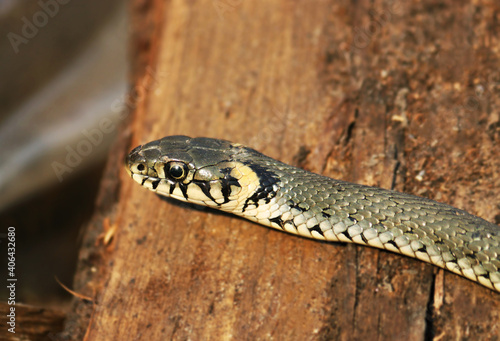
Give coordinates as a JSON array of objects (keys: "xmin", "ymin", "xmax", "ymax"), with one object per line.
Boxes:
[{"xmin": 62, "ymin": 0, "xmax": 500, "ymax": 339}]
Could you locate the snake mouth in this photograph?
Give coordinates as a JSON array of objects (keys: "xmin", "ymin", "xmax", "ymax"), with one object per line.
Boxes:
[
  {"xmin": 131, "ymin": 173, "xmax": 166, "ymax": 192},
  {"xmin": 131, "ymin": 173, "xmax": 148, "ymax": 185}
]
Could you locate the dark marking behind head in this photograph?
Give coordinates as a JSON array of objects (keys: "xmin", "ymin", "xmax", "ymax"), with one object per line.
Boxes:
[
  {"xmin": 242, "ymin": 162, "xmax": 280, "ymax": 212},
  {"xmin": 220, "ymin": 168, "xmax": 241, "ymax": 204}
]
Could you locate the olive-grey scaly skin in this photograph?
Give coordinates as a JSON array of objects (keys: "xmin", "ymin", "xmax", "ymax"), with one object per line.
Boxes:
[{"xmin": 126, "ymin": 135, "xmax": 500, "ymax": 292}]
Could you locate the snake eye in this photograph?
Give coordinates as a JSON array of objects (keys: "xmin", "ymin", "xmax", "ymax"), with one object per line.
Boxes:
[{"xmin": 166, "ymin": 162, "xmax": 188, "ymax": 180}]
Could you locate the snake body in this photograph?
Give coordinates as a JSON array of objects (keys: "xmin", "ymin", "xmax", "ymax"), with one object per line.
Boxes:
[{"xmin": 126, "ymin": 135, "xmax": 500, "ymax": 292}]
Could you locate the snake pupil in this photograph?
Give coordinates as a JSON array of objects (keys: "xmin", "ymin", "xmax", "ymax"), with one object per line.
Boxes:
[
  {"xmin": 168, "ymin": 164, "xmax": 185, "ymax": 179},
  {"xmin": 137, "ymin": 164, "xmax": 145, "ymax": 172}
]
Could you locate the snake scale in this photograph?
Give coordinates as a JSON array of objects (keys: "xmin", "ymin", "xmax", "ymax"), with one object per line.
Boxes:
[{"xmin": 126, "ymin": 135, "xmax": 500, "ymax": 292}]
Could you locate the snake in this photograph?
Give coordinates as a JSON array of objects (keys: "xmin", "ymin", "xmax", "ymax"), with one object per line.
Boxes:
[{"xmin": 126, "ymin": 135, "xmax": 500, "ymax": 292}]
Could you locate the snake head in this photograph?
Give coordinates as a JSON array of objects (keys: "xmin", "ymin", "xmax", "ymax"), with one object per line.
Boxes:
[
  {"xmin": 126, "ymin": 136, "xmax": 248, "ymax": 208},
  {"xmin": 126, "ymin": 136, "xmax": 195, "ymax": 184}
]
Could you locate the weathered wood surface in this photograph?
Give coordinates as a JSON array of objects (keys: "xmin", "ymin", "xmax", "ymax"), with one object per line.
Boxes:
[
  {"xmin": 0, "ymin": 303, "xmax": 65, "ymax": 340},
  {"xmin": 63, "ymin": 0, "xmax": 500, "ymax": 340}
]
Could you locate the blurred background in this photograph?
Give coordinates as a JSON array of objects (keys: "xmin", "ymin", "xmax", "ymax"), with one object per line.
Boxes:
[{"xmin": 0, "ymin": 0, "xmax": 127, "ymax": 309}]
